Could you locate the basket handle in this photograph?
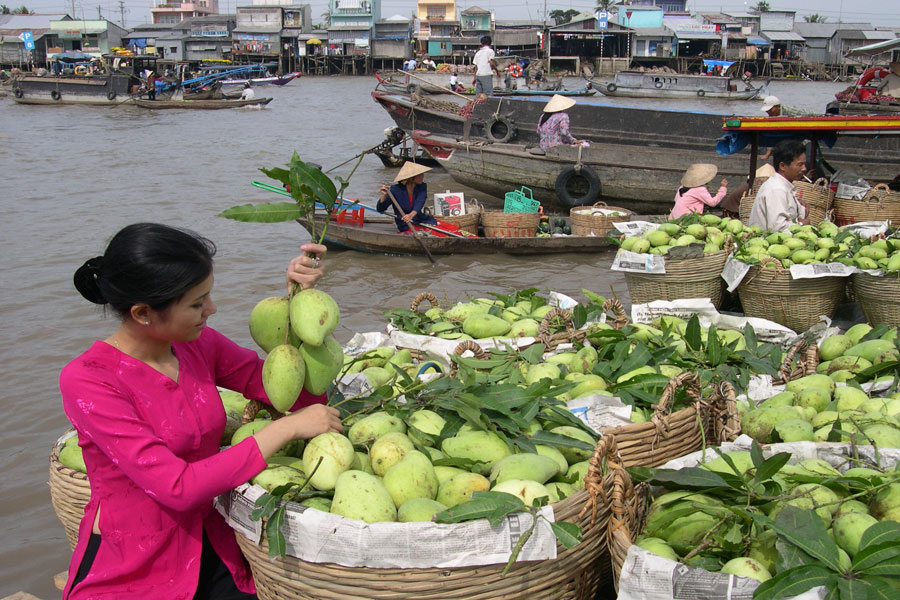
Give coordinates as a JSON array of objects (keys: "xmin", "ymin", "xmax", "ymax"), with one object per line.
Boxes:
[
  {"xmin": 591, "ymin": 201, "xmax": 610, "ymax": 209},
  {"xmin": 410, "ymin": 292, "xmax": 439, "ymax": 312},
  {"xmin": 652, "ymin": 371, "xmax": 701, "ymax": 419},
  {"xmin": 778, "ymin": 338, "xmax": 808, "ymax": 383},
  {"xmin": 872, "ymin": 183, "xmax": 891, "ymax": 192},
  {"xmin": 453, "ymin": 339, "xmax": 487, "ymax": 359},
  {"xmin": 602, "ymin": 298, "xmax": 629, "ymax": 330},
  {"xmin": 520, "ymin": 187, "xmax": 534, "ymax": 201},
  {"xmin": 241, "ymin": 399, "xmax": 285, "ymax": 425},
  {"xmin": 812, "ymin": 177, "xmax": 829, "ymax": 188},
  {"xmin": 538, "ymin": 307, "xmax": 575, "ymax": 338},
  {"xmin": 709, "ymin": 380, "xmax": 740, "ymax": 444},
  {"xmin": 805, "ymin": 344, "xmax": 819, "ymax": 378}
]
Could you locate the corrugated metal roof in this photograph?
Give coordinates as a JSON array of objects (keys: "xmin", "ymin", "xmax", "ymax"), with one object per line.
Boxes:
[
  {"xmin": 675, "ymin": 32, "xmax": 721, "ymax": 41},
  {"xmin": 862, "ymin": 30, "xmax": 896, "ymax": 40},
  {"xmin": 761, "ymin": 31, "xmax": 804, "ymax": 42},
  {"xmin": 0, "ymin": 13, "xmax": 69, "ymax": 30},
  {"xmin": 632, "ymin": 27, "xmax": 672, "ymax": 37}
]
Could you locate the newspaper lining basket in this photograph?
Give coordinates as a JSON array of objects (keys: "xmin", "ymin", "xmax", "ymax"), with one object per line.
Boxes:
[
  {"xmin": 597, "ymin": 373, "xmax": 740, "ymax": 469},
  {"xmin": 49, "ymin": 433, "xmax": 91, "ymax": 550},
  {"xmin": 622, "ymin": 250, "xmax": 729, "ymax": 308},
  {"xmin": 570, "ymin": 202, "xmax": 633, "ymax": 236},
  {"xmin": 737, "ymin": 260, "xmax": 846, "ymax": 333},
  {"xmin": 234, "ymin": 436, "xmax": 639, "ymax": 599},
  {"xmin": 834, "ymin": 184, "xmax": 900, "ymax": 226},
  {"xmin": 481, "ymin": 211, "xmax": 540, "ymax": 238},
  {"xmin": 852, "ymin": 271, "xmax": 900, "ymax": 327}
]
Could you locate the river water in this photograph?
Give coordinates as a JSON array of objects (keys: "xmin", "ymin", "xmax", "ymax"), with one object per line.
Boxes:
[{"xmin": 0, "ymin": 75, "xmax": 846, "ymax": 597}]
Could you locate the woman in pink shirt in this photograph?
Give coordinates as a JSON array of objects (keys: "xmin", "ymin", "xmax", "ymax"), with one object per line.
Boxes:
[
  {"xmin": 60, "ymin": 223, "xmax": 343, "ymax": 599},
  {"xmin": 669, "ymin": 163, "xmax": 729, "ymax": 220}
]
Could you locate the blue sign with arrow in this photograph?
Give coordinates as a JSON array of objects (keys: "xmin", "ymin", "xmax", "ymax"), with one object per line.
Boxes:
[{"xmin": 20, "ymin": 31, "xmax": 34, "ymax": 50}]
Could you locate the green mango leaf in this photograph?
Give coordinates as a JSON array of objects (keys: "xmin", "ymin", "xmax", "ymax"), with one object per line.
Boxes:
[
  {"xmin": 863, "ymin": 576, "xmax": 900, "ymax": 600},
  {"xmin": 859, "ymin": 520, "xmax": 900, "ymax": 554},
  {"xmin": 770, "ymin": 506, "xmax": 842, "ymax": 571},
  {"xmin": 776, "ymin": 538, "xmax": 818, "ymax": 572},
  {"xmin": 626, "ymin": 466, "xmax": 658, "ymax": 483},
  {"xmin": 743, "ymin": 323, "xmax": 758, "ymax": 352},
  {"xmin": 511, "ymin": 435, "xmax": 538, "ymax": 454},
  {"xmin": 265, "ymin": 504, "xmax": 287, "ymax": 559},
  {"xmin": 617, "ymin": 344, "xmax": 655, "ymax": 378},
  {"xmin": 251, "ymin": 493, "xmax": 280, "ymax": 521},
  {"xmin": 529, "ymin": 430, "xmax": 595, "ymax": 451},
  {"xmin": 288, "ymin": 156, "xmax": 338, "ymax": 206},
  {"xmin": 706, "ymin": 324, "xmax": 726, "ymax": 366},
  {"xmin": 431, "ymin": 457, "xmax": 482, "ymax": 470},
  {"xmin": 853, "ymin": 541, "xmax": 900, "ymax": 573},
  {"xmin": 572, "ymin": 304, "xmax": 587, "ymax": 329},
  {"xmin": 827, "ymin": 417, "xmax": 844, "ymax": 443},
  {"xmin": 751, "ymin": 565, "xmax": 833, "ymax": 600},
  {"xmin": 838, "ymin": 577, "xmax": 868, "ymax": 600},
  {"xmin": 581, "ymin": 289, "xmax": 606, "ymax": 306},
  {"xmin": 549, "ymin": 521, "xmax": 582, "ymax": 549},
  {"xmin": 647, "ymin": 466, "xmax": 732, "ymax": 490},
  {"xmin": 684, "ymin": 315, "xmax": 702, "ymax": 351},
  {"xmin": 858, "ymin": 553, "xmax": 900, "ymax": 576},
  {"xmin": 434, "ymin": 491, "xmax": 525, "ymax": 526},
  {"xmin": 753, "ymin": 452, "xmax": 792, "ymax": 484},
  {"xmin": 750, "ymin": 440, "xmax": 765, "ymax": 470},
  {"xmin": 519, "ymin": 344, "xmax": 546, "ymax": 364},
  {"xmin": 218, "ymin": 202, "xmax": 305, "ymax": 222}
]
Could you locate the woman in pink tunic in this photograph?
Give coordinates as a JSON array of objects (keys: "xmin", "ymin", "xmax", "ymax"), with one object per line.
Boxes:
[
  {"xmin": 669, "ymin": 163, "xmax": 729, "ymax": 220},
  {"xmin": 60, "ymin": 223, "xmax": 343, "ymax": 599}
]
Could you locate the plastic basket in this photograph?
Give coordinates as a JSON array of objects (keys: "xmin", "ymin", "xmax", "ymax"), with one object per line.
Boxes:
[{"xmin": 503, "ymin": 186, "xmax": 541, "ymax": 213}]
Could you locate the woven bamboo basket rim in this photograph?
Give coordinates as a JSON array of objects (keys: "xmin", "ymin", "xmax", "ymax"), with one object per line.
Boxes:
[
  {"xmin": 738, "ymin": 262, "xmax": 847, "ymax": 295},
  {"xmin": 853, "ymin": 271, "xmax": 900, "ymax": 300},
  {"xmin": 49, "ymin": 434, "xmax": 92, "ymax": 550},
  {"xmin": 601, "ymin": 298, "xmax": 629, "ymax": 330},
  {"xmin": 624, "ymin": 249, "xmax": 729, "ymax": 283},
  {"xmin": 833, "ymin": 196, "xmax": 900, "ymax": 223},
  {"xmin": 234, "ymin": 436, "xmax": 638, "ymax": 599},
  {"xmin": 863, "ymin": 183, "xmax": 900, "ymax": 204},
  {"xmin": 771, "ymin": 339, "xmax": 819, "ymax": 385},
  {"xmin": 481, "ymin": 211, "xmax": 541, "ymax": 225},
  {"xmin": 570, "ymin": 202, "xmax": 633, "ymax": 234}
]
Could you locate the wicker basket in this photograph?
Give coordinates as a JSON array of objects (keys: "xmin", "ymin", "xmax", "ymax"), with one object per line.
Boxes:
[
  {"xmin": 794, "ymin": 177, "xmax": 834, "ymax": 225},
  {"xmin": 598, "ymin": 373, "xmax": 740, "ymax": 469},
  {"xmin": 738, "ymin": 177, "xmax": 769, "ymax": 225},
  {"xmin": 834, "ymin": 183, "xmax": 900, "ymax": 226},
  {"xmin": 623, "ymin": 250, "xmax": 729, "ymax": 308},
  {"xmin": 853, "ymin": 271, "xmax": 900, "ymax": 327},
  {"xmin": 772, "ymin": 339, "xmax": 820, "ymax": 385},
  {"xmin": 49, "ymin": 433, "xmax": 91, "ymax": 550},
  {"xmin": 439, "ymin": 199, "xmax": 482, "ymax": 236},
  {"xmin": 737, "ymin": 260, "xmax": 846, "ymax": 333},
  {"xmin": 570, "ymin": 202, "xmax": 633, "ymax": 237},
  {"xmin": 481, "ymin": 211, "xmax": 540, "ymax": 238},
  {"xmin": 235, "ymin": 436, "xmax": 638, "ymax": 599}
]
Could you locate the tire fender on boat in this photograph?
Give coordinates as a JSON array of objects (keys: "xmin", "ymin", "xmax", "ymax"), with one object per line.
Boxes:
[
  {"xmin": 74, "ymin": 66, "xmax": 87, "ymax": 75},
  {"xmin": 486, "ymin": 115, "xmax": 517, "ymax": 143},
  {"xmin": 607, "ymin": 83, "xmax": 617, "ymax": 93},
  {"xmin": 14, "ymin": 88, "xmax": 23, "ymax": 98},
  {"xmin": 555, "ymin": 165, "xmax": 602, "ymax": 207},
  {"xmin": 697, "ymin": 89, "xmax": 706, "ymax": 97},
  {"xmin": 654, "ymin": 80, "xmax": 663, "ymax": 89},
  {"xmin": 51, "ymin": 90, "xmax": 61, "ymax": 101},
  {"xmin": 406, "ymin": 83, "xmax": 419, "ymax": 94},
  {"xmin": 107, "ymin": 90, "xmax": 117, "ymax": 101}
]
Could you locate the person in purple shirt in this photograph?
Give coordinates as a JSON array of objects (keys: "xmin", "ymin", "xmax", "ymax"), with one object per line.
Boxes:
[
  {"xmin": 377, "ymin": 162, "xmax": 438, "ymax": 234},
  {"xmin": 669, "ymin": 163, "xmax": 729, "ymax": 220}
]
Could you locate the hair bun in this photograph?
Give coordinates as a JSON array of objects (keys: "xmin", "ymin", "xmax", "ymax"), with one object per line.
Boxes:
[{"xmin": 73, "ymin": 256, "xmax": 106, "ymax": 304}]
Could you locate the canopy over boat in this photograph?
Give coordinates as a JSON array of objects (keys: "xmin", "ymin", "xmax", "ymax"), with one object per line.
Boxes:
[{"xmin": 846, "ymin": 38, "xmax": 900, "ymax": 59}]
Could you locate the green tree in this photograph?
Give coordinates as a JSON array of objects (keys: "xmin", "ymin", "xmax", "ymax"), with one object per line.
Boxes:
[
  {"xmin": 550, "ymin": 9, "xmax": 579, "ymax": 25},
  {"xmin": 803, "ymin": 13, "xmax": 826, "ymax": 22},
  {"xmin": 751, "ymin": 1, "xmax": 770, "ymax": 12},
  {"xmin": 320, "ymin": 10, "xmax": 330, "ymax": 28},
  {"xmin": 0, "ymin": 5, "xmax": 10, "ymax": 14},
  {"xmin": 596, "ymin": 0, "xmax": 616, "ymax": 10},
  {"xmin": 12, "ymin": 4, "xmax": 32, "ymax": 13}
]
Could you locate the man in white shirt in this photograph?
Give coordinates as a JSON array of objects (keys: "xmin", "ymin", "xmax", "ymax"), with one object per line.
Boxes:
[
  {"xmin": 240, "ymin": 83, "xmax": 255, "ymax": 100},
  {"xmin": 749, "ymin": 139, "xmax": 809, "ymax": 232},
  {"xmin": 472, "ymin": 35, "xmax": 497, "ymax": 97}
]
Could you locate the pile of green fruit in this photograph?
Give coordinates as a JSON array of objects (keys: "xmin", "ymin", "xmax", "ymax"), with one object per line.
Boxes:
[
  {"xmin": 632, "ymin": 443, "xmax": 900, "ymax": 592},
  {"xmin": 536, "ymin": 217, "xmax": 571, "ymax": 237},
  {"xmin": 619, "ymin": 214, "xmax": 745, "ymax": 256},
  {"xmin": 57, "ymin": 434, "xmax": 86, "ymax": 473},
  {"xmin": 740, "ymin": 323, "xmax": 900, "ymax": 446}
]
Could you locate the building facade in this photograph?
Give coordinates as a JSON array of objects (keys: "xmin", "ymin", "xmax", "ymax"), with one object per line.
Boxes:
[
  {"xmin": 151, "ymin": 0, "xmax": 219, "ymax": 25},
  {"xmin": 327, "ymin": 0, "xmax": 380, "ymax": 55}
]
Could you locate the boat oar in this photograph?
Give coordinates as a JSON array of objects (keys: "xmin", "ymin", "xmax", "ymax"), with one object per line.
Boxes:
[
  {"xmin": 325, "ymin": 143, "xmax": 384, "ymax": 173},
  {"xmin": 385, "ymin": 189, "xmax": 436, "ymax": 264}
]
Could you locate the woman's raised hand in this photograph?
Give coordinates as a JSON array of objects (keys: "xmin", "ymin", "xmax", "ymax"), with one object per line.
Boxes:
[
  {"xmin": 720, "ymin": 178, "xmax": 729, "ymax": 188},
  {"xmin": 286, "ymin": 243, "xmax": 326, "ymax": 292},
  {"xmin": 379, "ymin": 183, "xmax": 389, "ymax": 198},
  {"xmin": 286, "ymin": 403, "xmax": 343, "ymax": 438}
]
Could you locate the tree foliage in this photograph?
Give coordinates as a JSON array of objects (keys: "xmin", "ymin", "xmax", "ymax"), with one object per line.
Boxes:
[
  {"xmin": 596, "ymin": 0, "xmax": 617, "ymax": 10},
  {"xmin": 751, "ymin": 1, "xmax": 771, "ymax": 13},
  {"xmin": 803, "ymin": 13, "xmax": 826, "ymax": 22},
  {"xmin": 550, "ymin": 9, "xmax": 579, "ymax": 25}
]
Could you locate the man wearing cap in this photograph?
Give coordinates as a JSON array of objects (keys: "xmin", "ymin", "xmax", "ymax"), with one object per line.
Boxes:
[
  {"xmin": 537, "ymin": 94, "xmax": 584, "ymax": 152},
  {"xmin": 760, "ymin": 95, "xmax": 811, "ymax": 117},
  {"xmin": 669, "ymin": 164, "xmax": 728, "ymax": 220},
  {"xmin": 377, "ymin": 163, "xmax": 437, "ymax": 234},
  {"xmin": 749, "ymin": 139, "xmax": 808, "ymax": 232}
]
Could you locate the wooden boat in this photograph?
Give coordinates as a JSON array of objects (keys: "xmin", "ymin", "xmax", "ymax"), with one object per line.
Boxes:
[
  {"xmin": 220, "ymin": 71, "xmax": 301, "ymax": 86},
  {"xmin": 589, "ymin": 71, "xmax": 763, "ymax": 100},
  {"xmin": 133, "ymin": 96, "xmax": 273, "ymax": 109},
  {"xmin": 373, "ymin": 91, "xmax": 900, "ymax": 199},
  {"xmin": 469, "ymin": 86, "xmax": 596, "ymax": 97},
  {"xmin": 298, "ymin": 216, "xmax": 615, "ymax": 256},
  {"xmin": 826, "ymin": 99, "xmax": 900, "ymax": 116}
]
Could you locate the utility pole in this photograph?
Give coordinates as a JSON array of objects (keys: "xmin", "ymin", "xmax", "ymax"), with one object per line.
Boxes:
[
  {"xmin": 119, "ymin": 0, "xmax": 126, "ymax": 27},
  {"xmin": 71, "ymin": 0, "xmax": 75, "ymax": 18},
  {"xmin": 97, "ymin": 5, "xmax": 101, "ymax": 18}
]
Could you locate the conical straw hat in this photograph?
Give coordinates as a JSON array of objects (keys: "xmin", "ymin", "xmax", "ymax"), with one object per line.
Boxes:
[
  {"xmin": 755, "ymin": 163, "xmax": 776, "ymax": 178},
  {"xmin": 680, "ymin": 163, "xmax": 718, "ymax": 188},
  {"xmin": 394, "ymin": 162, "xmax": 432, "ymax": 182},
  {"xmin": 543, "ymin": 94, "xmax": 577, "ymax": 113}
]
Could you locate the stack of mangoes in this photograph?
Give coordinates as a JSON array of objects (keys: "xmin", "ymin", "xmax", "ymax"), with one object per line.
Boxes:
[
  {"xmin": 57, "ymin": 434, "xmax": 86, "ymax": 473},
  {"xmin": 619, "ymin": 214, "xmax": 745, "ymax": 256}
]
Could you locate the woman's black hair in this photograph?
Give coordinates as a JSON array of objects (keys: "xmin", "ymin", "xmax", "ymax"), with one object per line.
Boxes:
[
  {"xmin": 73, "ymin": 223, "xmax": 216, "ymax": 319},
  {"xmin": 678, "ymin": 186, "xmax": 691, "ymax": 196}
]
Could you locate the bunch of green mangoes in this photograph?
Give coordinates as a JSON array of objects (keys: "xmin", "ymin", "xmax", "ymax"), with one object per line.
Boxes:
[
  {"xmin": 240, "ymin": 409, "xmax": 598, "ymax": 524},
  {"xmin": 734, "ymin": 220, "xmax": 856, "ymax": 268},
  {"xmin": 58, "ymin": 434, "xmax": 86, "ymax": 473},
  {"xmin": 249, "ymin": 289, "xmax": 344, "ymax": 412},
  {"xmin": 851, "ymin": 236, "xmax": 900, "ymax": 271},
  {"xmin": 817, "ymin": 323, "xmax": 900, "ymax": 380},
  {"xmin": 619, "ymin": 214, "xmax": 746, "ymax": 256},
  {"xmin": 342, "ymin": 346, "xmax": 441, "ymax": 390},
  {"xmin": 635, "ymin": 450, "xmax": 900, "ymax": 582}
]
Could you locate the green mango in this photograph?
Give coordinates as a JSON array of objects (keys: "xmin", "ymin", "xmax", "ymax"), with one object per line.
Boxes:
[
  {"xmin": 508, "ymin": 318, "xmax": 540, "ymax": 338},
  {"xmin": 407, "ymin": 409, "xmax": 447, "ymax": 438},
  {"xmin": 635, "ymin": 537, "xmax": 679, "ymax": 561},
  {"xmin": 720, "ymin": 557, "xmax": 771, "ymax": 583},
  {"xmin": 347, "ymin": 412, "xmax": 407, "ymax": 445},
  {"xmin": 549, "ymin": 426, "xmax": 596, "ymax": 465},
  {"xmin": 302, "ymin": 432, "xmax": 355, "ymax": 491},
  {"xmin": 290, "ymin": 288, "xmax": 340, "ymax": 347},
  {"xmin": 441, "ymin": 431, "xmax": 512, "ymax": 467},
  {"xmin": 262, "ymin": 344, "xmax": 306, "ymax": 413},
  {"xmin": 436, "ymin": 472, "xmax": 491, "ymax": 507},
  {"xmin": 833, "ymin": 513, "xmax": 879, "ymax": 556},
  {"xmin": 462, "ymin": 314, "xmax": 511, "ymax": 338},
  {"xmin": 844, "ymin": 339, "xmax": 896, "ymax": 363},
  {"xmin": 58, "ymin": 444, "xmax": 86, "ymax": 473},
  {"xmin": 546, "ymin": 482, "xmax": 576, "ymax": 503},
  {"xmin": 819, "ymin": 334, "xmax": 853, "ymax": 361},
  {"xmin": 299, "ymin": 334, "xmax": 344, "ymax": 395},
  {"xmin": 383, "ymin": 450, "xmax": 439, "ymax": 508},
  {"xmin": 369, "ymin": 432, "xmax": 415, "ymax": 476},
  {"xmin": 249, "ymin": 296, "xmax": 299, "ymax": 354},
  {"xmin": 398, "ymin": 498, "xmax": 447, "ymax": 522},
  {"xmin": 775, "ymin": 419, "xmax": 814, "ymax": 442},
  {"xmin": 300, "ymin": 496, "xmax": 332, "ymax": 512},
  {"xmin": 491, "ymin": 479, "xmax": 551, "ymax": 506},
  {"xmin": 489, "ymin": 453, "xmax": 560, "ymax": 485},
  {"xmin": 330, "ymin": 470, "xmax": 397, "ymax": 523},
  {"xmin": 445, "ymin": 302, "xmax": 489, "ymax": 323}
]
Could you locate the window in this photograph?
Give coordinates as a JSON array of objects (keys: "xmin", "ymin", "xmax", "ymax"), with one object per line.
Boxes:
[
  {"xmin": 171, "ymin": 46, "xmax": 177, "ymax": 53},
  {"xmin": 426, "ymin": 6, "xmax": 444, "ymax": 19}
]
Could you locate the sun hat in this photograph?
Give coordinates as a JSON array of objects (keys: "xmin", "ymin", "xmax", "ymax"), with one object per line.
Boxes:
[
  {"xmin": 543, "ymin": 94, "xmax": 577, "ymax": 113},
  {"xmin": 681, "ymin": 163, "xmax": 718, "ymax": 188},
  {"xmin": 760, "ymin": 95, "xmax": 781, "ymax": 113},
  {"xmin": 394, "ymin": 162, "xmax": 432, "ymax": 182},
  {"xmin": 755, "ymin": 163, "xmax": 776, "ymax": 178}
]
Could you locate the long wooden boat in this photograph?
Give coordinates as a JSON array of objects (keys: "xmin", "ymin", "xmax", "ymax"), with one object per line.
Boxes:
[
  {"xmin": 298, "ymin": 217, "xmax": 615, "ymax": 256},
  {"xmin": 220, "ymin": 72, "xmax": 301, "ymax": 86},
  {"xmin": 471, "ymin": 87, "xmax": 596, "ymax": 97},
  {"xmin": 589, "ymin": 71, "xmax": 763, "ymax": 100},
  {"xmin": 133, "ymin": 97, "xmax": 272, "ymax": 109}
]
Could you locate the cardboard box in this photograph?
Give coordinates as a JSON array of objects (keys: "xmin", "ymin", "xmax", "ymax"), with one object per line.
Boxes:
[{"xmin": 433, "ymin": 191, "xmax": 466, "ymax": 216}]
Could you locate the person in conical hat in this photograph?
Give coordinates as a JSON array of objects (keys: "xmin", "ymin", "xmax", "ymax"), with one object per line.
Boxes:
[
  {"xmin": 668, "ymin": 163, "xmax": 729, "ymax": 220},
  {"xmin": 537, "ymin": 94, "xmax": 584, "ymax": 152},
  {"xmin": 377, "ymin": 162, "xmax": 437, "ymax": 234}
]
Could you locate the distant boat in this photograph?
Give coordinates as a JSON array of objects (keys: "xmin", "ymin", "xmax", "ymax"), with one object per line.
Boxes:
[
  {"xmin": 589, "ymin": 71, "xmax": 764, "ymax": 100},
  {"xmin": 133, "ymin": 97, "xmax": 273, "ymax": 109},
  {"xmin": 472, "ymin": 86, "xmax": 596, "ymax": 97},
  {"xmin": 220, "ymin": 72, "xmax": 301, "ymax": 86}
]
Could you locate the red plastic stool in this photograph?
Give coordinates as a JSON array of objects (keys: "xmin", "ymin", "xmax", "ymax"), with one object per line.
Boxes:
[{"xmin": 334, "ymin": 207, "xmax": 365, "ymax": 227}]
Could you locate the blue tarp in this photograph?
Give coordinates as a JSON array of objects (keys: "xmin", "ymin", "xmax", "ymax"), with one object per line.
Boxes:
[
  {"xmin": 716, "ymin": 131, "xmax": 837, "ymax": 156},
  {"xmin": 747, "ymin": 38, "xmax": 770, "ymax": 46},
  {"xmin": 702, "ymin": 59, "xmax": 734, "ymax": 69},
  {"xmin": 55, "ymin": 50, "xmax": 94, "ymax": 61}
]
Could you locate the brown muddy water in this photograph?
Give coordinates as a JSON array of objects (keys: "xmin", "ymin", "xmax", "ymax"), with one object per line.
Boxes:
[{"xmin": 0, "ymin": 75, "xmax": 846, "ymax": 597}]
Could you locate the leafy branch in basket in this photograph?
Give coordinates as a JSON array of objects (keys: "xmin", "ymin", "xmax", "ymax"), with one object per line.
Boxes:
[{"xmin": 217, "ymin": 152, "xmax": 364, "ymax": 244}]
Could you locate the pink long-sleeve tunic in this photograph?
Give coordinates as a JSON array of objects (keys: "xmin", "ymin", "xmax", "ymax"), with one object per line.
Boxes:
[
  {"xmin": 668, "ymin": 184, "xmax": 728, "ymax": 220},
  {"xmin": 59, "ymin": 327, "xmax": 324, "ymax": 599}
]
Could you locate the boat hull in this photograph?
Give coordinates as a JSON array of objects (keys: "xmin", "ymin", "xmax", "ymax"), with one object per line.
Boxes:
[
  {"xmin": 221, "ymin": 72, "xmax": 301, "ymax": 86},
  {"xmin": 11, "ymin": 74, "xmax": 132, "ymax": 105},
  {"xmin": 300, "ymin": 218, "xmax": 615, "ymax": 256},
  {"xmin": 595, "ymin": 87, "xmax": 759, "ymax": 100},
  {"xmin": 134, "ymin": 97, "xmax": 273, "ymax": 109}
]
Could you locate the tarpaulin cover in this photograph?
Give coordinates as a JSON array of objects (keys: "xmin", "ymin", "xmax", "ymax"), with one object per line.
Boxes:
[
  {"xmin": 716, "ymin": 131, "xmax": 836, "ymax": 156},
  {"xmin": 747, "ymin": 37, "xmax": 770, "ymax": 46},
  {"xmin": 702, "ymin": 59, "xmax": 734, "ymax": 69}
]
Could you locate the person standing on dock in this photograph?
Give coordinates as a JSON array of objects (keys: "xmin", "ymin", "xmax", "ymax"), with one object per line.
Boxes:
[
  {"xmin": 749, "ymin": 139, "xmax": 809, "ymax": 232},
  {"xmin": 377, "ymin": 162, "xmax": 438, "ymax": 234},
  {"xmin": 669, "ymin": 164, "xmax": 728, "ymax": 220},
  {"xmin": 472, "ymin": 36, "xmax": 498, "ymax": 98}
]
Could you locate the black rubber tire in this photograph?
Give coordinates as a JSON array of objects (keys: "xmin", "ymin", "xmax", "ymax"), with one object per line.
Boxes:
[
  {"xmin": 406, "ymin": 83, "xmax": 419, "ymax": 94},
  {"xmin": 107, "ymin": 90, "xmax": 117, "ymax": 101},
  {"xmin": 654, "ymin": 81, "xmax": 663, "ymax": 89},
  {"xmin": 697, "ymin": 89, "xmax": 706, "ymax": 97},
  {"xmin": 486, "ymin": 115, "xmax": 516, "ymax": 143},
  {"xmin": 51, "ymin": 90, "xmax": 61, "ymax": 101},
  {"xmin": 555, "ymin": 166, "xmax": 602, "ymax": 207},
  {"xmin": 14, "ymin": 88, "xmax": 23, "ymax": 98},
  {"xmin": 606, "ymin": 82, "xmax": 617, "ymax": 92}
]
